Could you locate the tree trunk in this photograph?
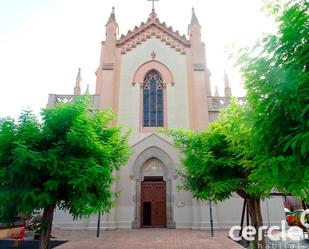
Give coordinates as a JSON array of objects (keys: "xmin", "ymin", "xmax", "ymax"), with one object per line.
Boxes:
[
  {"xmin": 39, "ymin": 204, "xmax": 56, "ymax": 249},
  {"xmin": 246, "ymin": 197, "xmax": 265, "ymax": 249}
]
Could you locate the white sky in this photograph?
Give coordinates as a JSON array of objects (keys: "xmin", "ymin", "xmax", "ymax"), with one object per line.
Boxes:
[{"xmin": 0, "ymin": 0, "xmax": 277, "ymax": 119}]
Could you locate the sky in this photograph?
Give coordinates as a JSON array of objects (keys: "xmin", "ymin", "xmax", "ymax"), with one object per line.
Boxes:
[{"xmin": 0, "ymin": 0, "xmax": 277, "ymax": 119}]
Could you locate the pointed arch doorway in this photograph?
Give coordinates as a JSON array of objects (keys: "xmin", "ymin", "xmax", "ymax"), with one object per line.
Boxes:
[
  {"xmin": 141, "ymin": 159, "xmax": 167, "ymax": 228},
  {"xmin": 131, "ymin": 145, "xmax": 176, "ymax": 229}
]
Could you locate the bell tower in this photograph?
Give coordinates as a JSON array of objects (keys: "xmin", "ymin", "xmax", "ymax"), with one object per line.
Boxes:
[
  {"xmin": 187, "ymin": 8, "xmax": 211, "ymax": 131},
  {"xmin": 95, "ymin": 7, "xmax": 119, "ymax": 109}
]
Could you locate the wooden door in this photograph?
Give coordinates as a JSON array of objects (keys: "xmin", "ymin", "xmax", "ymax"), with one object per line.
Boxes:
[{"xmin": 141, "ymin": 181, "xmax": 166, "ymax": 228}]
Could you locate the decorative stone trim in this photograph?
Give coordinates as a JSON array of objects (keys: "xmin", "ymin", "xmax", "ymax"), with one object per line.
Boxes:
[
  {"xmin": 102, "ymin": 63, "xmax": 114, "ymax": 70},
  {"xmin": 47, "ymin": 94, "xmax": 101, "ymax": 109},
  {"xmin": 208, "ymin": 96, "xmax": 246, "ymax": 111},
  {"xmin": 193, "ymin": 63, "xmax": 205, "ymax": 71},
  {"xmin": 132, "ymin": 60, "xmax": 174, "ymax": 87},
  {"xmin": 55, "ymin": 95, "xmax": 74, "ymax": 104},
  {"xmin": 116, "ymin": 12, "xmax": 190, "ymax": 55}
]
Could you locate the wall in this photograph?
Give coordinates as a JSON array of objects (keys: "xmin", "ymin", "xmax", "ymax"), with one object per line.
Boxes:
[{"xmin": 118, "ymin": 37, "xmax": 190, "ymax": 143}]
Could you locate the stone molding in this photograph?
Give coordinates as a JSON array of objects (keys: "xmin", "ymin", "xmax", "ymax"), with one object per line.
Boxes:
[
  {"xmin": 116, "ymin": 12, "xmax": 190, "ymax": 55},
  {"xmin": 132, "ymin": 60, "xmax": 174, "ymax": 87}
]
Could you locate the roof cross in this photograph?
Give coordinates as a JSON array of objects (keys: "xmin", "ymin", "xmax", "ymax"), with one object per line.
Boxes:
[{"xmin": 148, "ymin": 0, "xmax": 159, "ymax": 12}]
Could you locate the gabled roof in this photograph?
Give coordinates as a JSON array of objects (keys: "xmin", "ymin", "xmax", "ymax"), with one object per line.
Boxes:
[{"xmin": 117, "ymin": 11, "xmax": 190, "ymax": 54}]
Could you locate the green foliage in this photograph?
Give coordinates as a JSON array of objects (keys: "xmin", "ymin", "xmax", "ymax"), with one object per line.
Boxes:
[
  {"xmin": 237, "ymin": 2, "xmax": 309, "ymax": 201},
  {"xmin": 165, "ymin": 100, "xmax": 265, "ymax": 202},
  {"xmin": 0, "ymin": 96, "xmax": 130, "ymax": 220}
]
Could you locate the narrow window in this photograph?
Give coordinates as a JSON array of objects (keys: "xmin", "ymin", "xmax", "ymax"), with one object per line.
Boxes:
[{"xmin": 143, "ymin": 70, "xmax": 164, "ymax": 127}]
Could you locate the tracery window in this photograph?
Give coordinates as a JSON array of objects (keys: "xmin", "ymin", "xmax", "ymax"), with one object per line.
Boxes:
[{"xmin": 143, "ymin": 70, "xmax": 164, "ymax": 127}]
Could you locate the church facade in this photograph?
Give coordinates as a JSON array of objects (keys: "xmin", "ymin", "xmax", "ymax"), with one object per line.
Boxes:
[{"xmin": 47, "ymin": 7, "xmax": 284, "ymax": 230}]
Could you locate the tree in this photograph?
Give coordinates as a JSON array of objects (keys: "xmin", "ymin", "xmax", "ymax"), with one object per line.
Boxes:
[
  {"xmin": 0, "ymin": 96, "xmax": 130, "ymax": 249},
  {"xmin": 237, "ymin": 1, "xmax": 309, "ymax": 202},
  {"xmin": 166, "ymin": 100, "xmax": 268, "ymax": 248}
]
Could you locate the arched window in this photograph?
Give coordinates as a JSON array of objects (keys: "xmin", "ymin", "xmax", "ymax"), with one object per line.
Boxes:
[{"xmin": 143, "ymin": 70, "xmax": 164, "ymax": 127}]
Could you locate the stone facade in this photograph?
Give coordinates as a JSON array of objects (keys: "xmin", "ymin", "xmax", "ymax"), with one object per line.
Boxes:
[{"xmin": 47, "ymin": 7, "xmax": 284, "ymax": 230}]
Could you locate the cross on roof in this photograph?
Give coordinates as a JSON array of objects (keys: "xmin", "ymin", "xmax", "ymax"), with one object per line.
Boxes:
[{"xmin": 148, "ymin": 0, "xmax": 159, "ymax": 11}]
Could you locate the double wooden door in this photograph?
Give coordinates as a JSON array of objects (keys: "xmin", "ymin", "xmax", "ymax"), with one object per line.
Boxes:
[{"xmin": 141, "ymin": 181, "xmax": 166, "ymax": 228}]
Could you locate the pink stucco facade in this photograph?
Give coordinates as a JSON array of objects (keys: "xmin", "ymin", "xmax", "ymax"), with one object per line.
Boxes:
[{"xmin": 47, "ymin": 7, "xmax": 284, "ymax": 230}]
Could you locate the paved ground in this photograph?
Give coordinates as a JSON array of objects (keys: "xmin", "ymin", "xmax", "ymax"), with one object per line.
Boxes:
[{"xmin": 52, "ymin": 229, "xmax": 243, "ymax": 249}]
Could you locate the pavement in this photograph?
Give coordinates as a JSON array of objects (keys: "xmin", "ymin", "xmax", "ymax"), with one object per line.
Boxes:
[{"xmin": 51, "ymin": 229, "xmax": 244, "ymax": 249}]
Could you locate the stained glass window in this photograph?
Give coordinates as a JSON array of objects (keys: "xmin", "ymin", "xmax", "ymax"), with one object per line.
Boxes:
[{"xmin": 143, "ymin": 70, "xmax": 164, "ymax": 127}]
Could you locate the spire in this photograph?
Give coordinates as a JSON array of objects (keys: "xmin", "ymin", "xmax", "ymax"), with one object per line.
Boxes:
[
  {"xmin": 85, "ymin": 84, "xmax": 90, "ymax": 94},
  {"xmin": 106, "ymin": 6, "xmax": 116, "ymax": 25},
  {"xmin": 105, "ymin": 6, "xmax": 118, "ymax": 41},
  {"xmin": 191, "ymin": 8, "xmax": 201, "ymax": 27},
  {"xmin": 214, "ymin": 85, "xmax": 220, "ymax": 97},
  {"xmin": 74, "ymin": 68, "xmax": 81, "ymax": 95},
  {"xmin": 224, "ymin": 70, "xmax": 232, "ymax": 97}
]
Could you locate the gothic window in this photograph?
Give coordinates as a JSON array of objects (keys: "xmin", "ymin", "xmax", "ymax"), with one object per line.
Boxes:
[{"xmin": 143, "ymin": 70, "xmax": 164, "ymax": 127}]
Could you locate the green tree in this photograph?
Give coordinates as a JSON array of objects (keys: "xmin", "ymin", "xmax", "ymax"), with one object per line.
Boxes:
[
  {"xmin": 166, "ymin": 100, "xmax": 268, "ymax": 248},
  {"xmin": 0, "ymin": 96, "xmax": 130, "ymax": 249},
  {"xmin": 237, "ymin": 1, "xmax": 309, "ymax": 201}
]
